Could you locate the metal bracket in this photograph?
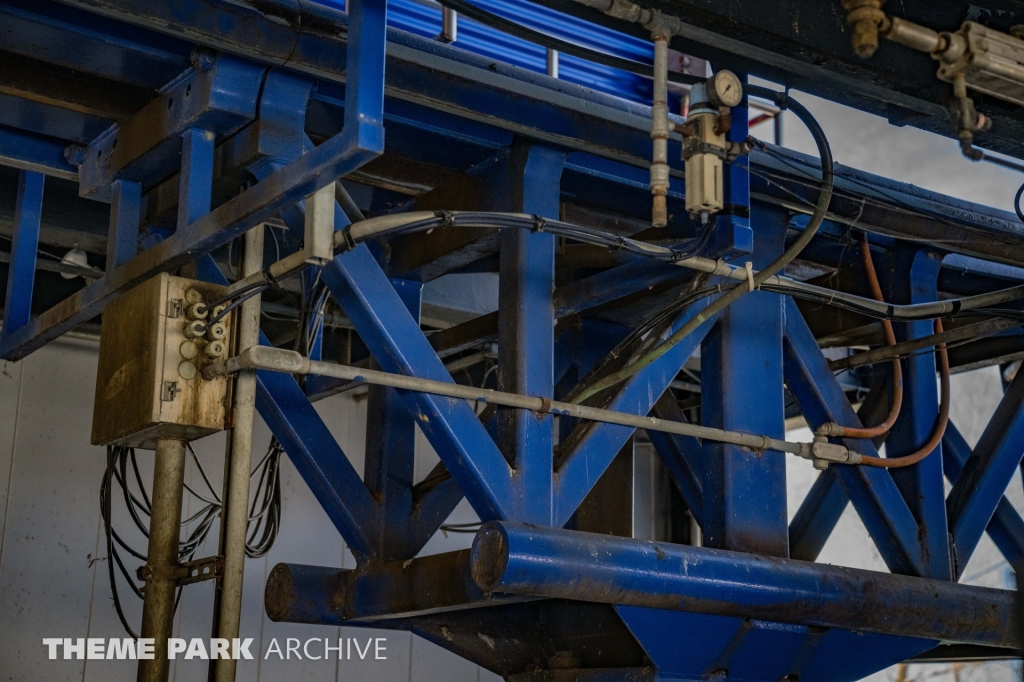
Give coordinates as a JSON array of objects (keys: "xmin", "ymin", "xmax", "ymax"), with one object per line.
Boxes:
[
  {"xmin": 137, "ymin": 555, "xmax": 224, "ymax": 587},
  {"xmin": 167, "ymin": 299, "xmax": 182, "ymax": 318},
  {"xmin": 161, "ymin": 381, "xmax": 181, "ymax": 402}
]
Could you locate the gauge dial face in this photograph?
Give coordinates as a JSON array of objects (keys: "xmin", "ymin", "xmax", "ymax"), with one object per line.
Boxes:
[{"xmin": 710, "ymin": 70, "xmax": 743, "ymax": 107}]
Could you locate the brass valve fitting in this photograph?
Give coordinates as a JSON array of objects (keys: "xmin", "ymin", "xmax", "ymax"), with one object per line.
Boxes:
[{"xmin": 843, "ymin": 0, "xmax": 888, "ymax": 59}]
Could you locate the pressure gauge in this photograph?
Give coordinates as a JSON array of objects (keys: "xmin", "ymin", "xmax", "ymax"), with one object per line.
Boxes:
[{"xmin": 708, "ymin": 70, "xmax": 744, "ymax": 108}]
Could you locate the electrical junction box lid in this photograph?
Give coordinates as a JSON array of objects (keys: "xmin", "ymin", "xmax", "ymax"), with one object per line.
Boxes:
[{"xmin": 91, "ymin": 273, "xmax": 233, "ymax": 449}]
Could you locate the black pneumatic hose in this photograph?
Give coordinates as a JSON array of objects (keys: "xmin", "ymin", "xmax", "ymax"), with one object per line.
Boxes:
[{"xmin": 570, "ymin": 86, "xmax": 834, "ymax": 403}]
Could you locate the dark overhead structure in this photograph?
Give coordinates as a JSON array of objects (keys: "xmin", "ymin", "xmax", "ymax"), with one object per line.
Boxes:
[{"xmin": 1, "ymin": 0, "xmax": 1023, "ymax": 680}]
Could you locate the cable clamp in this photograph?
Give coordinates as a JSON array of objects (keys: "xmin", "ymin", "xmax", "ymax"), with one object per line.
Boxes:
[
  {"xmin": 338, "ymin": 226, "xmax": 357, "ymax": 252},
  {"xmin": 535, "ymin": 396, "xmax": 553, "ymax": 418},
  {"xmin": 136, "ymin": 555, "xmax": 223, "ymax": 587},
  {"xmin": 776, "ymin": 88, "xmax": 791, "ymax": 111},
  {"xmin": 433, "ymin": 210, "xmax": 456, "ymax": 228},
  {"xmin": 744, "ymin": 261, "xmax": 756, "ymax": 292},
  {"xmin": 263, "ymin": 265, "xmax": 285, "ymax": 291},
  {"xmin": 531, "ymin": 215, "xmax": 547, "ymax": 233}
]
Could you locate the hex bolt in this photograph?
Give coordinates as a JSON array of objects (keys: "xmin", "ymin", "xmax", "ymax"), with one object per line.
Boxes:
[
  {"xmin": 183, "ymin": 320, "xmax": 206, "ymax": 339},
  {"xmin": 206, "ymin": 323, "xmax": 227, "ymax": 342}
]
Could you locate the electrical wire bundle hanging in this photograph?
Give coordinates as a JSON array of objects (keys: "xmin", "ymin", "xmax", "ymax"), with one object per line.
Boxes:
[{"xmin": 100, "ymin": 440, "xmax": 282, "ymax": 638}]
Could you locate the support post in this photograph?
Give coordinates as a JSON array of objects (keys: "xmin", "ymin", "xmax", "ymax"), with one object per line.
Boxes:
[
  {"xmin": 2, "ymin": 170, "xmax": 44, "ymax": 339},
  {"xmin": 888, "ymin": 248, "xmax": 951, "ymax": 580},
  {"xmin": 107, "ymin": 179, "xmax": 141, "ymax": 271},
  {"xmin": 496, "ymin": 141, "xmax": 564, "ymax": 524},
  {"xmin": 137, "ymin": 438, "xmax": 187, "ymax": 682},
  {"xmin": 177, "ymin": 129, "xmax": 216, "ymax": 230},
  {"xmin": 700, "ymin": 205, "xmax": 788, "ymax": 557},
  {"xmin": 365, "ymin": 279, "xmax": 422, "ymax": 560},
  {"xmin": 214, "ymin": 224, "xmax": 264, "ymax": 682}
]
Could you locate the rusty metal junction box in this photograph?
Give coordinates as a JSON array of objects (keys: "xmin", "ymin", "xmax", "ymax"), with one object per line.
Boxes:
[{"xmin": 91, "ymin": 273, "xmax": 234, "ymax": 449}]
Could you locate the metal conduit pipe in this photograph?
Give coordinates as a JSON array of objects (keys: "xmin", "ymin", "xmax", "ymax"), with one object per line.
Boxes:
[
  {"xmin": 204, "ymin": 346, "xmax": 861, "ymax": 467},
  {"xmin": 222, "ymin": 210, "xmax": 1024, "ymax": 322},
  {"xmin": 214, "ymin": 224, "xmax": 265, "ymax": 682},
  {"xmin": 469, "ymin": 522, "xmax": 1019, "ymax": 648},
  {"xmin": 650, "ymin": 34, "xmax": 670, "ymax": 227},
  {"xmin": 217, "ymin": 207, "xmax": 1024, "ymax": 333},
  {"xmin": 137, "ymin": 437, "xmax": 188, "ymax": 682},
  {"xmin": 341, "ymin": 213, "xmax": 1020, "ymax": 326}
]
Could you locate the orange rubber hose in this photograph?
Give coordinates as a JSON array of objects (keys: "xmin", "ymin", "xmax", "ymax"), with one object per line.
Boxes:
[
  {"xmin": 859, "ymin": 318, "xmax": 949, "ymax": 468},
  {"xmin": 823, "ymin": 234, "xmax": 903, "ymax": 438}
]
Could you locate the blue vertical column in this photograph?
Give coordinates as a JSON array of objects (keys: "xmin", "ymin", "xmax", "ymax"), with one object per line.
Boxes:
[
  {"xmin": 496, "ymin": 140, "xmax": 565, "ymax": 524},
  {"xmin": 2, "ymin": 170, "xmax": 45, "ymax": 341},
  {"xmin": 344, "ymin": 0, "xmax": 387, "ymax": 153},
  {"xmin": 365, "ymin": 278, "xmax": 422, "ymax": 560},
  {"xmin": 106, "ymin": 179, "xmax": 141, "ymax": 270},
  {"xmin": 700, "ymin": 79, "xmax": 789, "ymax": 559},
  {"xmin": 177, "ymin": 129, "xmax": 216, "ymax": 229},
  {"xmin": 888, "ymin": 247, "xmax": 952, "ymax": 580}
]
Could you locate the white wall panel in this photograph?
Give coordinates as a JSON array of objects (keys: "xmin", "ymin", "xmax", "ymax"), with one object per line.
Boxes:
[
  {"xmin": 0, "ymin": 339, "xmax": 499, "ymax": 682},
  {"xmin": 0, "ymin": 338, "xmax": 104, "ymax": 681}
]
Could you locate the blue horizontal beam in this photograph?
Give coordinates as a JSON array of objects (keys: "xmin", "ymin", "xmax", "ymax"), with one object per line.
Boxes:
[
  {"xmin": 79, "ymin": 53, "xmax": 266, "ymax": 201},
  {"xmin": 0, "ymin": 125, "xmax": 78, "ymax": 180},
  {"xmin": 471, "ymin": 521, "xmax": 1015, "ymax": 647},
  {"xmin": 0, "ymin": 101, "xmax": 382, "ymax": 360}
]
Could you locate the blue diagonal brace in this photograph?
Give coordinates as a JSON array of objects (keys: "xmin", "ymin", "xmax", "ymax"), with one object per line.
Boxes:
[
  {"xmin": 255, "ymin": 364, "xmax": 378, "ymax": 559},
  {"xmin": 943, "ymin": 423, "xmax": 1024, "ymax": 569},
  {"xmin": 782, "ymin": 297, "xmax": 927, "ymax": 576},
  {"xmin": 945, "ymin": 366, "xmax": 1024, "ymax": 574},
  {"xmin": 789, "ymin": 382, "xmax": 894, "ymax": 561},
  {"xmin": 649, "ymin": 392, "xmax": 704, "ymax": 527},
  {"xmin": 553, "ymin": 298, "xmax": 715, "ymax": 527},
  {"xmin": 323, "ymin": 245, "xmax": 516, "ymax": 522},
  {"xmin": 789, "ymin": 468, "xmax": 847, "ymax": 561}
]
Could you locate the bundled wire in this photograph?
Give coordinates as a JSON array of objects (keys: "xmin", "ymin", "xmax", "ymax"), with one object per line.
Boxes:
[{"xmin": 100, "ymin": 439, "xmax": 283, "ymax": 637}]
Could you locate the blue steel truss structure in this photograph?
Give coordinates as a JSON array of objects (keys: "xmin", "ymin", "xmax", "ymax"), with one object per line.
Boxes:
[{"xmin": 0, "ymin": 0, "xmax": 1023, "ymax": 680}]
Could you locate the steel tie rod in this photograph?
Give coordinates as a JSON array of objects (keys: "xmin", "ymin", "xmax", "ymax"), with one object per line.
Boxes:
[{"xmin": 205, "ymin": 346, "xmax": 861, "ymax": 468}]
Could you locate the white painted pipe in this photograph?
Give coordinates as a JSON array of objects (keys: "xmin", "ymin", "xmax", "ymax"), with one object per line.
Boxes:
[{"xmin": 205, "ymin": 346, "xmax": 860, "ymax": 467}]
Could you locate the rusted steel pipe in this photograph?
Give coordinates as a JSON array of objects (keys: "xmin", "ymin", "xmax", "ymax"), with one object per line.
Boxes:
[
  {"xmin": 215, "ymin": 224, "xmax": 264, "ymax": 682},
  {"xmin": 264, "ymin": 550, "xmax": 528, "ymax": 624},
  {"xmin": 137, "ymin": 437, "xmax": 187, "ymax": 682},
  {"xmin": 470, "ymin": 522, "xmax": 1018, "ymax": 648}
]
